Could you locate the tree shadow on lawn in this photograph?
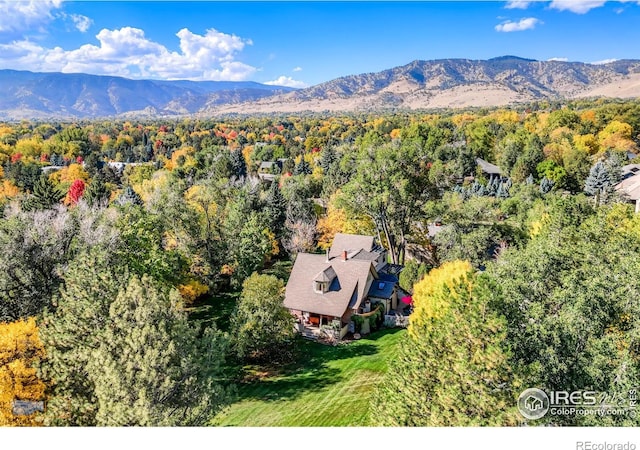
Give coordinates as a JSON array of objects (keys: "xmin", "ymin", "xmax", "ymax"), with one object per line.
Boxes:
[
  {"xmin": 235, "ymin": 365, "xmax": 344, "ymax": 402},
  {"xmin": 234, "ymin": 328, "xmax": 402, "ymax": 403}
]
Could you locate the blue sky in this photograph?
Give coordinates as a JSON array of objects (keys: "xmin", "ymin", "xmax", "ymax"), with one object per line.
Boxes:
[{"xmin": 0, "ymin": 1, "xmax": 639, "ymax": 87}]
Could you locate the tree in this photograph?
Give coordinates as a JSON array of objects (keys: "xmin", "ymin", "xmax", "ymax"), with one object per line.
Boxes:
[
  {"xmin": 293, "ymin": 158, "xmax": 312, "ymax": 176},
  {"xmin": 584, "ymin": 161, "xmax": 614, "ymax": 206},
  {"xmin": 22, "ymin": 176, "xmax": 64, "ymax": 211},
  {"xmin": 230, "ymin": 212, "xmax": 277, "ymax": 286},
  {"xmin": 371, "ymin": 261, "xmax": 518, "ymax": 426},
  {"xmin": 230, "ymin": 273, "xmax": 295, "ymax": 361},
  {"xmin": 83, "ymin": 176, "xmax": 110, "ymax": 207},
  {"xmin": 40, "ymin": 248, "xmax": 123, "ymax": 426},
  {"xmin": 0, "ymin": 207, "xmax": 76, "ymax": 321},
  {"xmin": 88, "ymin": 275, "xmax": 229, "ymax": 426},
  {"xmin": 115, "ymin": 185, "xmax": 143, "ymax": 206},
  {"xmin": 0, "ymin": 318, "xmax": 46, "ymax": 426},
  {"xmin": 230, "ymin": 149, "xmax": 247, "ymax": 178},
  {"xmin": 264, "ymin": 181, "xmax": 287, "ymax": 238},
  {"xmin": 66, "ymin": 179, "xmax": 86, "ymax": 205}
]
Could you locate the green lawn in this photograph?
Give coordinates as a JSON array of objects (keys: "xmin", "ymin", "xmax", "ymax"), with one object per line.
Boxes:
[
  {"xmin": 212, "ymin": 328, "xmax": 405, "ymax": 427},
  {"xmin": 186, "ymin": 291, "xmax": 239, "ymax": 332}
]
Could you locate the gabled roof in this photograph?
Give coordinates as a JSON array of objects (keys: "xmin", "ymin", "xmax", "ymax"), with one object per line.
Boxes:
[
  {"xmin": 313, "ymin": 266, "xmax": 336, "ymax": 282},
  {"xmin": 476, "ymin": 158, "xmax": 502, "ymax": 175},
  {"xmin": 329, "ymin": 233, "xmax": 375, "ymax": 259},
  {"xmin": 284, "ymin": 253, "xmax": 375, "ymax": 317},
  {"xmin": 616, "ymin": 173, "xmax": 640, "ymax": 201}
]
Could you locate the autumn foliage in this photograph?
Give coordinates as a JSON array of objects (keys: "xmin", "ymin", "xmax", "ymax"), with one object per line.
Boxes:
[
  {"xmin": 0, "ymin": 318, "xmax": 46, "ymax": 426},
  {"xmin": 66, "ymin": 179, "xmax": 86, "ymax": 205}
]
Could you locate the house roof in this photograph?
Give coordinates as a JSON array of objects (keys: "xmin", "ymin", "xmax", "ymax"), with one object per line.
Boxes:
[
  {"xmin": 328, "ymin": 233, "xmax": 375, "ymax": 259},
  {"xmin": 368, "ymin": 272, "xmax": 398, "ymax": 300},
  {"xmin": 616, "ymin": 173, "xmax": 640, "ymax": 201},
  {"xmin": 284, "ymin": 252, "xmax": 375, "ymax": 317},
  {"xmin": 476, "ymin": 158, "xmax": 502, "ymax": 175}
]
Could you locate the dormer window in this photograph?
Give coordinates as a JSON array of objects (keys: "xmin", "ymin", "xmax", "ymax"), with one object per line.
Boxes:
[{"xmin": 314, "ymin": 281, "xmax": 328, "ymax": 293}]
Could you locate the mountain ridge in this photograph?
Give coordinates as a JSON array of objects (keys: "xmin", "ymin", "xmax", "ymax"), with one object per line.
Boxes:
[{"xmin": 2, "ymin": 56, "xmax": 640, "ymax": 119}]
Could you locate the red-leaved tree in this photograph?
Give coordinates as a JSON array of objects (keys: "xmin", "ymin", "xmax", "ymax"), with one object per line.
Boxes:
[{"xmin": 67, "ymin": 179, "xmax": 86, "ymax": 205}]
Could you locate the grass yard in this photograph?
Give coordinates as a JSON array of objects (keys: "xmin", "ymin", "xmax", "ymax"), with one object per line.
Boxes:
[
  {"xmin": 186, "ymin": 291, "xmax": 239, "ymax": 332},
  {"xmin": 212, "ymin": 328, "xmax": 405, "ymax": 427}
]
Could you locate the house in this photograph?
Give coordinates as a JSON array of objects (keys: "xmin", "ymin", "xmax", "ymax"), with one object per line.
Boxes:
[
  {"xmin": 615, "ymin": 172, "xmax": 640, "ymax": 213},
  {"xmin": 284, "ymin": 233, "xmax": 401, "ymax": 341},
  {"xmin": 476, "ymin": 158, "xmax": 503, "ymax": 180},
  {"xmin": 258, "ymin": 158, "xmax": 288, "ymax": 182}
]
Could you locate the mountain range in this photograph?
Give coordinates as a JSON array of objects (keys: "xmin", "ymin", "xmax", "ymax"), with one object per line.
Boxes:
[{"xmin": 2, "ymin": 56, "xmax": 640, "ymax": 119}]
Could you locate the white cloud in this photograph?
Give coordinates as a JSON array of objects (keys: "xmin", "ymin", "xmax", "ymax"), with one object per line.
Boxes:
[
  {"xmin": 591, "ymin": 58, "xmax": 618, "ymax": 65},
  {"xmin": 549, "ymin": 1, "xmax": 606, "ymax": 14},
  {"xmin": 264, "ymin": 76, "xmax": 307, "ymax": 88},
  {"xmin": 0, "ymin": 0, "xmax": 62, "ymax": 33},
  {"xmin": 495, "ymin": 17, "xmax": 541, "ymax": 32},
  {"xmin": 293, "ymin": 66, "xmax": 302, "ymax": 72},
  {"xmin": 69, "ymin": 14, "xmax": 92, "ymax": 33},
  {"xmin": 548, "ymin": 57, "xmax": 568, "ymax": 61},
  {"xmin": 0, "ymin": 26, "xmax": 258, "ymax": 81},
  {"xmin": 505, "ymin": 1, "xmax": 532, "ymax": 9}
]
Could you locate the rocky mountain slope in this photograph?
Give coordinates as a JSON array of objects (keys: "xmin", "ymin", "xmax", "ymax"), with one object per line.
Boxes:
[
  {"xmin": 2, "ymin": 56, "xmax": 640, "ymax": 119},
  {"xmin": 209, "ymin": 56, "xmax": 640, "ymax": 114}
]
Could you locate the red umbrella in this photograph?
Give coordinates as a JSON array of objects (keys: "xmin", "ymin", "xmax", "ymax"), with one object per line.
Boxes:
[{"xmin": 401, "ymin": 296, "xmax": 413, "ymax": 305}]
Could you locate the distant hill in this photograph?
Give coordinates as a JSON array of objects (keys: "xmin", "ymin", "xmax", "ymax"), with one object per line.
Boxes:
[
  {"xmin": 208, "ymin": 56, "xmax": 640, "ymax": 114},
  {"xmin": 2, "ymin": 57, "xmax": 640, "ymax": 119},
  {"xmin": 0, "ymin": 70, "xmax": 296, "ymax": 119}
]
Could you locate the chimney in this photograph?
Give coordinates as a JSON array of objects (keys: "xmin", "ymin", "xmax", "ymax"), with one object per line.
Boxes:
[
  {"xmin": 342, "ymin": 250, "xmax": 348, "ymax": 261},
  {"xmin": 326, "ymin": 249, "xmax": 330, "ymax": 263}
]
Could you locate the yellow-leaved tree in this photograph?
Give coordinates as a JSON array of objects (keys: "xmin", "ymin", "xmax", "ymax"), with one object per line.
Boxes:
[
  {"xmin": 371, "ymin": 260, "xmax": 519, "ymax": 426},
  {"xmin": 0, "ymin": 318, "xmax": 46, "ymax": 426}
]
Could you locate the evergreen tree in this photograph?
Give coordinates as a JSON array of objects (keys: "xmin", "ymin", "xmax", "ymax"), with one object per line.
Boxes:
[
  {"xmin": 89, "ymin": 275, "xmax": 229, "ymax": 426},
  {"xmin": 293, "ymin": 158, "xmax": 312, "ymax": 176},
  {"xmin": 371, "ymin": 261, "xmax": 518, "ymax": 426},
  {"xmin": 264, "ymin": 181, "xmax": 287, "ymax": 238},
  {"xmin": 116, "ymin": 185, "xmax": 143, "ymax": 206},
  {"xmin": 84, "ymin": 176, "xmax": 110, "ymax": 207},
  {"xmin": 525, "ymin": 174, "xmax": 534, "ymax": 185},
  {"xmin": 584, "ymin": 161, "xmax": 615, "ymax": 206},
  {"xmin": 540, "ymin": 176, "xmax": 554, "ymax": 194},
  {"xmin": 230, "ymin": 149, "xmax": 247, "ymax": 178},
  {"xmin": 22, "ymin": 176, "xmax": 64, "ymax": 211},
  {"xmin": 40, "ymin": 248, "xmax": 123, "ymax": 426},
  {"xmin": 319, "ymin": 146, "xmax": 338, "ymax": 173}
]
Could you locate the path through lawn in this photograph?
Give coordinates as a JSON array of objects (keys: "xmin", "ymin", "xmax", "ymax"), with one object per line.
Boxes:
[{"xmin": 213, "ymin": 328, "xmax": 405, "ymax": 426}]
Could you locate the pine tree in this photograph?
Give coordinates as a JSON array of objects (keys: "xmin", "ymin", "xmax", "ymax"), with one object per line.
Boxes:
[
  {"xmin": 584, "ymin": 160, "xmax": 615, "ymax": 206},
  {"xmin": 371, "ymin": 261, "xmax": 519, "ymax": 426},
  {"xmin": 89, "ymin": 275, "xmax": 229, "ymax": 426},
  {"xmin": 319, "ymin": 146, "xmax": 338, "ymax": 172},
  {"xmin": 264, "ymin": 181, "xmax": 287, "ymax": 238},
  {"xmin": 40, "ymin": 248, "xmax": 123, "ymax": 426},
  {"xmin": 293, "ymin": 158, "xmax": 312, "ymax": 176},
  {"xmin": 116, "ymin": 185, "xmax": 143, "ymax": 206},
  {"xmin": 540, "ymin": 176, "xmax": 554, "ymax": 194},
  {"xmin": 230, "ymin": 149, "xmax": 247, "ymax": 178},
  {"xmin": 83, "ymin": 176, "xmax": 110, "ymax": 207},
  {"xmin": 22, "ymin": 176, "xmax": 64, "ymax": 211},
  {"xmin": 526, "ymin": 174, "xmax": 534, "ymax": 185}
]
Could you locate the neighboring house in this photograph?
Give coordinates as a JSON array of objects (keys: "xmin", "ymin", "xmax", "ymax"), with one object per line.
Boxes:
[
  {"xmin": 107, "ymin": 161, "xmax": 143, "ymax": 173},
  {"xmin": 41, "ymin": 165, "xmax": 64, "ymax": 174},
  {"xmin": 476, "ymin": 158, "xmax": 503, "ymax": 180},
  {"xmin": 284, "ymin": 233, "xmax": 402, "ymax": 341},
  {"xmin": 615, "ymin": 172, "xmax": 640, "ymax": 213},
  {"xmin": 258, "ymin": 158, "xmax": 288, "ymax": 182}
]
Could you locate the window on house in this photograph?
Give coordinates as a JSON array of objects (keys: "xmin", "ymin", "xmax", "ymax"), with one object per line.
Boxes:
[{"xmin": 378, "ymin": 282, "xmax": 385, "ymax": 290}]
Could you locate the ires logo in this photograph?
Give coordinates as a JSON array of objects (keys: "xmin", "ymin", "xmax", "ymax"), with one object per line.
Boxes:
[{"xmin": 518, "ymin": 388, "xmax": 638, "ymax": 420}]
